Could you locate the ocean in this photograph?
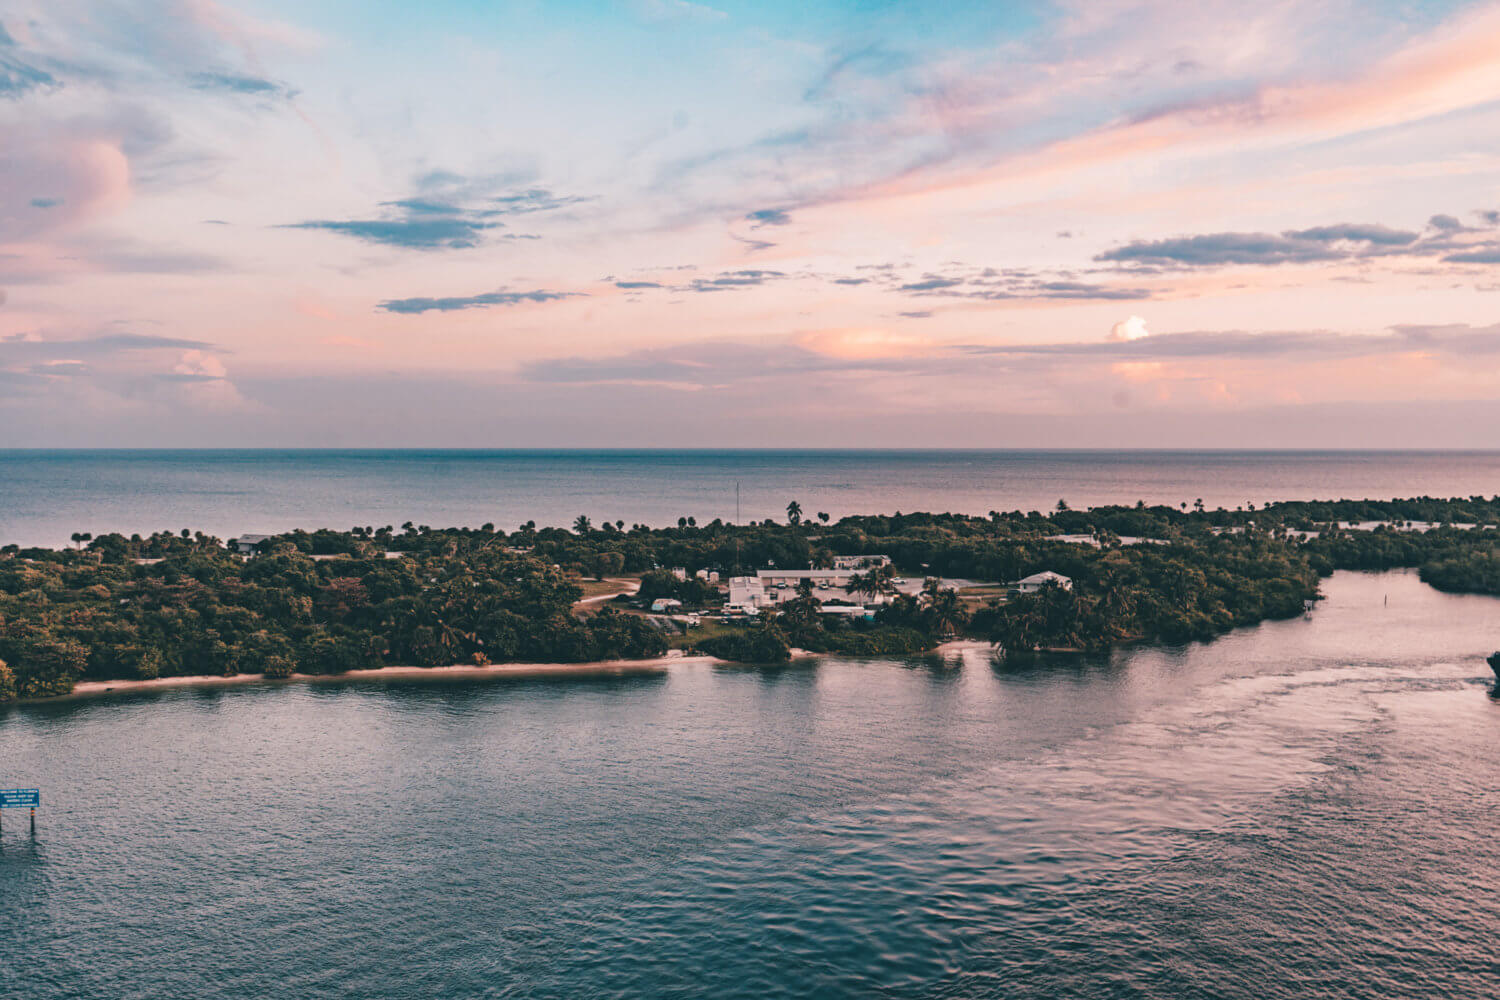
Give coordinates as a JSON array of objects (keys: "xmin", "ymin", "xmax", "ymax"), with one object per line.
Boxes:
[
  {"xmin": 1, "ymin": 569, "xmax": 1496, "ymax": 999},
  {"xmin": 4, "ymin": 449, "xmax": 1500, "ymax": 548}
]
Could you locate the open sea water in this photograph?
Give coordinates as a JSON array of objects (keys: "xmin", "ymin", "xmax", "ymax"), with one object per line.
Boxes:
[
  {"xmin": 1, "ymin": 570, "xmax": 1498, "ymax": 999},
  {"xmin": 4, "ymin": 449, "xmax": 1500, "ymax": 547}
]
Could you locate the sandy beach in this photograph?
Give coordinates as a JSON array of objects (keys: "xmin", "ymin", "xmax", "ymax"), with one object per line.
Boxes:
[
  {"xmin": 42, "ymin": 643, "xmax": 984, "ymax": 704},
  {"xmin": 56, "ymin": 653, "xmax": 719, "ymax": 702}
]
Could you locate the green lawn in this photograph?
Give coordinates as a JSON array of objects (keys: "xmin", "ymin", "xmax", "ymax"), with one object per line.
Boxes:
[{"xmin": 665, "ymin": 618, "xmax": 750, "ymax": 650}]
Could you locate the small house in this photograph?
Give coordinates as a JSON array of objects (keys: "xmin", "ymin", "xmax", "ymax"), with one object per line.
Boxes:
[
  {"xmin": 231, "ymin": 533, "xmax": 272, "ymax": 556},
  {"xmin": 1011, "ymin": 571, "xmax": 1072, "ymax": 594}
]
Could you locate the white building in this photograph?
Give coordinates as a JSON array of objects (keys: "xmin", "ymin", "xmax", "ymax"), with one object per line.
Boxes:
[
  {"xmin": 1011, "ymin": 571, "xmax": 1073, "ymax": 594},
  {"xmin": 832, "ymin": 554, "xmax": 891, "ymax": 570},
  {"xmin": 650, "ymin": 598, "xmax": 683, "ymax": 612},
  {"xmin": 819, "ymin": 605, "xmax": 876, "ymax": 620},
  {"xmin": 727, "ymin": 576, "xmax": 766, "ymax": 611},
  {"xmin": 1044, "ymin": 535, "xmax": 1166, "ymax": 548},
  {"xmin": 727, "ymin": 568, "xmax": 887, "ymax": 612}
]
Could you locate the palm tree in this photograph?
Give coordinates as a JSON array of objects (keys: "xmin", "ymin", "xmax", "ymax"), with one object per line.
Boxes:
[
  {"xmin": 846, "ymin": 570, "xmax": 872, "ymax": 602},
  {"xmin": 573, "ymin": 515, "xmax": 592, "ymax": 534},
  {"xmin": 925, "ymin": 588, "xmax": 965, "ymax": 637},
  {"xmin": 786, "ymin": 500, "xmax": 803, "ymax": 526}
]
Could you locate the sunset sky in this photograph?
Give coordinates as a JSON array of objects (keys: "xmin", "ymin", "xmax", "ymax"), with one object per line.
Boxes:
[{"xmin": 5, "ymin": 0, "xmax": 1500, "ymax": 446}]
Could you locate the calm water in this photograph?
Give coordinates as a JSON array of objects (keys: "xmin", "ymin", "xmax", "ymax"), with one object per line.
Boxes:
[
  {"xmin": 4, "ymin": 449, "xmax": 1500, "ymax": 548},
  {"xmin": 1, "ymin": 569, "xmax": 1497, "ymax": 998}
]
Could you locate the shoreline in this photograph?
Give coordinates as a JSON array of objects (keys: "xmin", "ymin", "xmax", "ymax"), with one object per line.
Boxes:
[
  {"xmin": 37, "ymin": 641, "xmax": 985, "ymax": 704},
  {"xmin": 53, "ymin": 653, "xmax": 718, "ymax": 703}
]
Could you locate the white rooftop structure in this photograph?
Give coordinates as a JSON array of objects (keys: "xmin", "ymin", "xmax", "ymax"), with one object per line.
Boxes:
[
  {"xmin": 1011, "ymin": 571, "xmax": 1073, "ymax": 594},
  {"xmin": 831, "ymin": 554, "xmax": 891, "ymax": 570},
  {"xmin": 728, "ymin": 567, "xmax": 889, "ymax": 611},
  {"xmin": 756, "ymin": 568, "xmax": 858, "ymax": 582}
]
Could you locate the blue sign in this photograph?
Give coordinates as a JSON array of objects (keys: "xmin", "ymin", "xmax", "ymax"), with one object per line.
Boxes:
[{"xmin": 0, "ymin": 789, "xmax": 39, "ymax": 809}]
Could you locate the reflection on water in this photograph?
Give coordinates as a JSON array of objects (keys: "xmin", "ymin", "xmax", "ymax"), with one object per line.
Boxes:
[{"xmin": 1, "ymin": 570, "xmax": 1498, "ymax": 999}]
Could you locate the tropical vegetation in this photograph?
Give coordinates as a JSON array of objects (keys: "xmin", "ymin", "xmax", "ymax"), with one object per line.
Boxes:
[{"xmin": 6, "ymin": 492, "xmax": 1500, "ymax": 701}]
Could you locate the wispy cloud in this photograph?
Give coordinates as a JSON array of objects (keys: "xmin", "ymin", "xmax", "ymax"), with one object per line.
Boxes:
[
  {"xmin": 488, "ymin": 188, "xmax": 594, "ymax": 215},
  {"xmin": 188, "ymin": 71, "xmax": 296, "ymax": 99},
  {"xmin": 377, "ymin": 289, "xmax": 582, "ymax": 314},
  {"xmin": 516, "ymin": 322, "xmax": 1500, "ymax": 397},
  {"xmin": 0, "ymin": 22, "xmax": 57, "ymax": 98},
  {"xmin": 520, "ymin": 339, "xmax": 908, "ymax": 388},
  {"xmin": 893, "ymin": 267, "xmax": 1151, "ymax": 301},
  {"xmin": 287, "ymin": 214, "xmax": 505, "ymax": 251},
  {"xmin": 0, "ymin": 332, "xmax": 217, "ymax": 360},
  {"xmin": 681, "ymin": 269, "xmax": 787, "ymax": 292},
  {"xmin": 1097, "ymin": 212, "xmax": 1499, "ymax": 269},
  {"xmin": 958, "ymin": 324, "xmax": 1500, "ymax": 362},
  {"xmin": 745, "ymin": 208, "xmax": 791, "ymax": 228},
  {"xmin": 631, "ymin": 0, "xmax": 728, "ymax": 25},
  {"xmin": 285, "ymin": 178, "xmax": 590, "ymax": 250}
]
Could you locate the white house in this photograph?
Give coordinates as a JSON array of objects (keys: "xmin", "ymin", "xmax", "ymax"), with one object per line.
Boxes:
[
  {"xmin": 231, "ymin": 533, "xmax": 272, "ymax": 555},
  {"xmin": 1011, "ymin": 570, "xmax": 1073, "ymax": 594}
]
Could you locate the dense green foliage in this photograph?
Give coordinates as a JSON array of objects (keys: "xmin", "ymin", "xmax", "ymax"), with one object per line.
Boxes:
[
  {"xmin": 7, "ymin": 494, "xmax": 1500, "ymax": 698},
  {"xmin": 0, "ymin": 532, "xmax": 666, "ymax": 700},
  {"xmin": 636, "ymin": 570, "xmax": 719, "ymax": 607},
  {"xmin": 695, "ymin": 625, "xmax": 793, "ymax": 662},
  {"xmin": 1418, "ymin": 548, "xmax": 1500, "ymax": 596},
  {"xmin": 975, "ymin": 537, "xmax": 1316, "ymax": 651}
]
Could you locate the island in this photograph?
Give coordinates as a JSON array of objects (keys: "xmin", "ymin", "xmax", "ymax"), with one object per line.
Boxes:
[{"xmin": 6, "ymin": 494, "xmax": 1500, "ymax": 702}]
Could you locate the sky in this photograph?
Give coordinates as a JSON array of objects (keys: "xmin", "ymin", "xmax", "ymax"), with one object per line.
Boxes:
[{"xmin": 4, "ymin": 0, "xmax": 1500, "ymax": 447}]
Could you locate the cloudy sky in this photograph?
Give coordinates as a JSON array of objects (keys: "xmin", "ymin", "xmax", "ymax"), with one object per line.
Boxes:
[{"xmin": 5, "ymin": 0, "xmax": 1500, "ymax": 446}]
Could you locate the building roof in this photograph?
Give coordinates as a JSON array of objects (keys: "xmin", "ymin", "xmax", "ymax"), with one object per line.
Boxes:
[
  {"xmin": 1016, "ymin": 570, "xmax": 1071, "ymax": 585},
  {"xmin": 234, "ymin": 534, "xmax": 273, "ymax": 545},
  {"xmin": 756, "ymin": 568, "xmax": 857, "ymax": 579}
]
